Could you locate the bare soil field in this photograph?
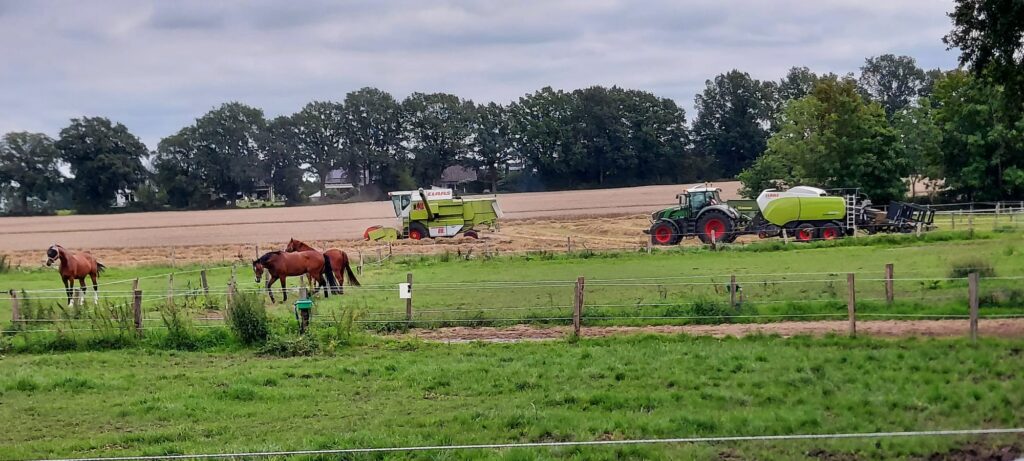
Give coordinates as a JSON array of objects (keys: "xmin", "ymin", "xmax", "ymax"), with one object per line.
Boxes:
[
  {"xmin": 406, "ymin": 319, "xmax": 1024, "ymax": 342},
  {"xmin": 0, "ymin": 182, "xmax": 741, "ymax": 266}
]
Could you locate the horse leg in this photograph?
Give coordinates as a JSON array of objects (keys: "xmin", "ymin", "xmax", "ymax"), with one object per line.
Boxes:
[
  {"xmin": 319, "ymin": 270, "xmax": 330, "ymax": 298},
  {"xmin": 280, "ymin": 277, "xmax": 288, "ymax": 303},
  {"xmin": 90, "ymin": 272, "xmax": 99, "ymax": 305},
  {"xmin": 63, "ymin": 277, "xmax": 73, "ymax": 307},
  {"xmin": 77, "ymin": 278, "xmax": 87, "ymax": 306},
  {"xmin": 266, "ymin": 275, "xmax": 278, "ymax": 303}
]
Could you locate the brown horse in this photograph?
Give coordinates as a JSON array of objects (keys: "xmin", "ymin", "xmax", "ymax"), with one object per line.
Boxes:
[
  {"xmin": 45, "ymin": 244, "xmax": 105, "ymax": 306},
  {"xmin": 252, "ymin": 250, "xmax": 338, "ymax": 303},
  {"xmin": 284, "ymin": 238, "xmax": 361, "ymax": 294}
]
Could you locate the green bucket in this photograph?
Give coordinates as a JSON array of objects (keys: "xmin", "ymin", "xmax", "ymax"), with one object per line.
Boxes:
[{"xmin": 295, "ymin": 299, "xmax": 313, "ymax": 310}]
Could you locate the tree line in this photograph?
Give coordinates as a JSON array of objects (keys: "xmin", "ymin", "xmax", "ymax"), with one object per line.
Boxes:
[{"xmin": 1, "ymin": 0, "xmax": 1020, "ymax": 214}]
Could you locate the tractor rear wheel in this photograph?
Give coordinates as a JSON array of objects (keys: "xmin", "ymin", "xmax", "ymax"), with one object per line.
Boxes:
[
  {"xmin": 650, "ymin": 221, "xmax": 680, "ymax": 245},
  {"xmin": 820, "ymin": 223, "xmax": 842, "ymax": 240},
  {"xmin": 408, "ymin": 222, "xmax": 429, "ymax": 240},
  {"xmin": 795, "ymin": 223, "xmax": 816, "ymax": 242},
  {"xmin": 463, "ymin": 230, "xmax": 479, "ymax": 239},
  {"xmin": 697, "ymin": 211, "xmax": 734, "ymax": 244}
]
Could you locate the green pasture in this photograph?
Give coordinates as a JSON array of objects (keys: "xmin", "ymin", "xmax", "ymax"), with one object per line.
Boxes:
[
  {"xmin": 0, "ymin": 334, "xmax": 1021, "ymax": 460},
  {"xmin": 2, "ymin": 229, "xmax": 1024, "ymax": 331}
]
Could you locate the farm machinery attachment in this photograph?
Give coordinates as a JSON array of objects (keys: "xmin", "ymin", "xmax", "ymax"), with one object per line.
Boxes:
[
  {"xmin": 645, "ymin": 185, "xmax": 935, "ymax": 245},
  {"xmin": 365, "ymin": 187, "xmax": 503, "ymax": 241}
]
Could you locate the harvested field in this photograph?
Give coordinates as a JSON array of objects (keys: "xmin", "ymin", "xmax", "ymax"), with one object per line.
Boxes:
[
  {"xmin": 0, "ymin": 183, "xmax": 742, "ymax": 266},
  {"xmin": 405, "ymin": 319, "xmax": 1024, "ymax": 342}
]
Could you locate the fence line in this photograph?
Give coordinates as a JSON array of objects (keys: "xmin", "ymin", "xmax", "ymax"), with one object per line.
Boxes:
[{"xmin": 19, "ymin": 428, "xmax": 1024, "ymax": 461}]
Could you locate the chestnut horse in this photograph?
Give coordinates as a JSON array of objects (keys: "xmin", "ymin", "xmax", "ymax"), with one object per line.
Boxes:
[
  {"xmin": 45, "ymin": 244, "xmax": 105, "ymax": 306},
  {"xmin": 284, "ymin": 238, "xmax": 361, "ymax": 294},
  {"xmin": 252, "ymin": 250, "xmax": 338, "ymax": 303}
]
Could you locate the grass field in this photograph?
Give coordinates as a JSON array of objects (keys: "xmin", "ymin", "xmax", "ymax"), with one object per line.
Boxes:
[
  {"xmin": 3, "ymin": 230, "xmax": 1024, "ymax": 334},
  {"xmin": 1, "ymin": 335, "xmax": 1022, "ymax": 460}
]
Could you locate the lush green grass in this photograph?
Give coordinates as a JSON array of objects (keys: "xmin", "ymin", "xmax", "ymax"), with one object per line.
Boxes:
[
  {"xmin": 2, "ymin": 230, "xmax": 1024, "ymax": 333},
  {"xmin": 0, "ymin": 334, "xmax": 1021, "ymax": 460}
]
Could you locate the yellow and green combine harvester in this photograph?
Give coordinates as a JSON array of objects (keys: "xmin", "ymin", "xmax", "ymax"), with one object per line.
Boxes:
[
  {"xmin": 365, "ymin": 188, "xmax": 503, "ymax": 241},
  {"xmin": 645, "ymin": 185, "xmax": 935, "ymax": 245}
]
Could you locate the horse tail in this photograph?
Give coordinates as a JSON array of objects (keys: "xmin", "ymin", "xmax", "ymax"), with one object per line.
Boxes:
[
  {"xmin": 343, "ymin": 253, "xmax": 361, "ymax": 287},
  {"xmin": 96, "ymin": 262, "xmax": 106, "ymax": 273},
  {"xmin": 322, "ymin": 255, "xmax": 339, "ymax": 291}
]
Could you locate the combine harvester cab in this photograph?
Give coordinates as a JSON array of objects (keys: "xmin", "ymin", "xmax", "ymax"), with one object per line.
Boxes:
[{"xmin": 367, "ymin": 187, "xmax": 503, "ymax": 241}]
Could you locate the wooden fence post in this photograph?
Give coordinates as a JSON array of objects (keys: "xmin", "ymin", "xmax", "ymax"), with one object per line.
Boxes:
[
  {"xmin": 9, "ymin": 290, "xmax": 20, "ymax": 324},
  {"xmin": 132, "ymin": 277, "xmax": 139, "ymax": 293},
  {"xmin": 200, "ymin": 270, "xmax": 209, "ymax": 296},
  {"xmin": 299, "ymin": 286, "xmax": 308, "ymax": 300},
  {"xmin": 969, "ymin": 271, "xmax": 979, "ymax": 343},
  {"xmin": 782, "ymin": 228, "xmax": 790, "ymax": 245},
  {"xmin": 950, "ymin": 212, "xmax": 955, "ymax": 230},
  {"xmin": 132, "ymin": 290, "xmax": 143, "ymax": 336},
  {"xmin": 567, "ymin": 237, "xmax": 572, "ymax": 253},
  {"xmin": 573, "ymin": 276, "xmax": 585, "ymax": 336},
  {"xmin": 730, "ymin": 275, "xmax": 737, "ymax": 310},
  {"xmin": 847, "ymin": 273, "xmax": 856, "ymax": 337},
  {"xmin": 405, "ymin": 272, "xmax": 413, "ymax": 322},
  {"xmin": 167, "ymin": 274, "xmax": 174, "ymax": 305},
  {"xmin": 226, "ymin": 281, "xmax": 235, "ymax": 306},
  {"xmin": 377, "ymin": 247, "xmax": 383, "ymax": 265},
  {"xmin": 357, "ymin": 251, "xmax": 363, "ymax": 276},
  {"xmin": 884, "ymin": 263, "xmax": 894, "ymax": 304},
  {"xmin": 968, "ymin": 213, "xmax": 974, "ymax": 231},
  {"xmin": 170, "ymin": 246, "xmax": 176, "ymax": 268}
]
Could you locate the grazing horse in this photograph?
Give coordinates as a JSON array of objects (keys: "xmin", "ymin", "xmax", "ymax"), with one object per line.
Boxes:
[
  {"xmin": 284, "ymin": 238, "xmax": 361, "ymax": 294},
  {"xmin": 252, "ymin": 251, "xmax": 338, "ymax": 303},
  {"xmin": 45, "ymin": 244, "xmax": 105, "ymax": 306}
]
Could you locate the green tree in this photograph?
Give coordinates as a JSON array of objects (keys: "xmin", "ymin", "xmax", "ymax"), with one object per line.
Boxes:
[
  {"xmin": 154, "ymin": 126, "xmax": 207, "ymax": 208},
  {"xmin": 264, "ymin": 116, "xmax": 305, "ymax": 203},
  {"xmin": 739, "ymin": 76, "xmax": 908, "ymax": 201},
  {"xmin": 56, "ymin": 117, "xmax": 148, "ymax": 212},
  {"xmin": 858, "ymin": 54, "xmax": 927, "ymax": 118},
  {"xmin": 892, "ymin": 101, "xmax": 943, "ymax": 198},
  {"xmin": 508, "ymin": 87, "xmax": 577, "ymax": 188},
  {"xmin": 470, "ymin": 102, "xmax": 513, "ymax": 192},
  {"xmin": 292, "ymin": 101, "xmax": 346, "ymax": 197},
  {"xmin": 401, "ymin": 92, "xmax": 475, "ymax": 186},
  {"xmin": 0, "ymin": 132, "xmax": 63, "ymax": 214},
  {"xmin": 777, "ymin": 67, "xmax": 820, "ymax": 102},
  {"xmin": 691, "ymin": 70, "xmax": 776, "ymax": 178},
  {"xmin": 944, "ymin": 0, "xmax": 1024, "ymax": 107},
  {"xmin": 340, "ymin": 88, "xmax": 404, "ymax": 189},
  {"xmin": 932, "ymin": 70, "xmax": 1024, "ymax": 200},
  {"xmin": 192, "ymin": 103, "xmax": 267, "ymax": 203},
  {"xmin": 617, "ymin": 88, "xmax": 693, "ymax": 183}
]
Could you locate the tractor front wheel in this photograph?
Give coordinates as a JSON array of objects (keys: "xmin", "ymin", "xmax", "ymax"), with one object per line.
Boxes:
[
  {"xmin": 408, "ymin": 222, "xmax": 429, "ymax": 240},
  {"xmin": 650, "ymin": 221, "xmax": 680, "ymax": 245},
  {"xmin": 697, "ymin": 211, "xmax": 734, "ymax": 244}
]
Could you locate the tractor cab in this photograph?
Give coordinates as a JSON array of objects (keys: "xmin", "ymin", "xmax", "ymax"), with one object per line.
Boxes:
[{"xmin": 677, "ymin": 186, "xmax": 723, "ymax": 216}]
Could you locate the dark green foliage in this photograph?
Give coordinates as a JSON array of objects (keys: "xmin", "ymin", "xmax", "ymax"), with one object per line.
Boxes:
[
  {"xmin": 944, "ymin": 0, "xmax": 1024, "ymax": 107},
  {"xmin": 948, "ymin": 258, "xmax": 996, "ymax": 278},
  {"xmin": 226, "ymin": 291, "xmax": 270, "ymax": 346},
  {"xmin": 0, "ymin": 132, "xmax": 62, "ymax": 214},
  {"xmin": 858, "ymin": 54, "xmax": 927, "ymax": 118},
  {"xmin": 55, "ymin": 117, "xmax": 148, "ymax": 212},
  {"xmin": 692, "ymin": 70, "xmax": 776, "ymax": 178},
  {"xmin": 401, "ymin": 92, "xmax": 475, "ymax": 186}
]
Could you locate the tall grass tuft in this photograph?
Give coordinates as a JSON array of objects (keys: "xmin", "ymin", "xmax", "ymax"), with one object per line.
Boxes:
[
  {"xmin": 158, "ymin": 300, "xmax": 197, "ymax": 350},
  {"xmin": 226, "ymin": 291, "xmax": 270, "ymax": 346},
  {"xmin": 949, "ymin": 258, "xmax": 996, "ymax": 278},
  {"xmin": 0, "ymin": 254, "xmax": 10, "ymax": 273}
]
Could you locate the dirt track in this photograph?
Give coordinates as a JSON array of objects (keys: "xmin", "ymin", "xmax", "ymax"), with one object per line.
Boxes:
[
  {"xmin": 406, "ymin": 319, "xmax": 1024, "ymax": 342},
  {"xmin": 0, "ymin": 182, "xmax": 742, "ymax": 266}
]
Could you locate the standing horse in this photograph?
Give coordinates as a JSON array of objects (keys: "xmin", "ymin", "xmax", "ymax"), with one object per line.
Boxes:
[
  {"xmin": 252, "ymin": 250, "xmax": 338, "ymax": 303},
  {"xmin": 284, "ymin": 238, "xmax": 361, "ymax": 294},
  {"xmin": 45, "ymin": 244, "xmax": 105, "ymax": 307}
]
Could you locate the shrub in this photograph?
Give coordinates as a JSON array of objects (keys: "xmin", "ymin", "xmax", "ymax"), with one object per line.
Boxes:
[
  {"xmin": 259, "ymin": 335, "xmax": 319, "ymax": 357},
  {"xmin": 948, "ymin": 258, "xmax": 996, "ymax": 278},
  {"xmin": 157, "ymin": 301, "xmax": 197, "ymax": 350},
  {"xmin": 687, "ymin": 299, "xmax": 733, "ymax": 325},
  {"xmin": 227, "ymin": 291, "xmax": 270, "ymax": 346}
]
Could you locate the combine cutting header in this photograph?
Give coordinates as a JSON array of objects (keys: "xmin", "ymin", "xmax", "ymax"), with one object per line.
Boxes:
[{"xmin": 645, "ymin": 185, "xmax": 935, "ymax": 245}]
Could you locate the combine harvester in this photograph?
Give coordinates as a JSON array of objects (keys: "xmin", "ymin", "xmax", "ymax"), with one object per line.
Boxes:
[
  {"xmin": 645, "ymin": 185, "xmax": 935, "ymax": 245},
  {"xmin": 365, "ymin": 188, "xmax": 502, "ymax": 241}
]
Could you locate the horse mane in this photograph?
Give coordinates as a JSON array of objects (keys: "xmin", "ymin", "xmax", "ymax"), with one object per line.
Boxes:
[
  {"xmin": 257, "ymin": 251, "xmax": 282, "ymax": 264},
  {"xmin": 289, "ymin": 239, "xmax": 313, "ymax": 251}
]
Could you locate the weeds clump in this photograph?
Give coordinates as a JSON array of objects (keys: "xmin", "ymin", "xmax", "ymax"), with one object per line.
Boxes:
[
  {"xmin": 259, "ymin": 335, "xmax": 319, "ymax": 357},
  {"xmin": 949, "ymin": 258, "xmax": 996, "ymax": 278},
  {"xmin": 226, "ymin": 291, "xmax": 269, "ymax": 346},
  {"xmin": 0, "ymin": 254, "xmax": 10, "ymax": 273},
  {"xmin": 157, "ymin": 300, "xmax": 197, "ymax": 350}
]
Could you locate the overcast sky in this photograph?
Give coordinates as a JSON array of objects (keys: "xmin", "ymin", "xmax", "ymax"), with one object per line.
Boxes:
[{"xmin": 0, "ymin": 0, "xmax": 959, "ymax": 149}]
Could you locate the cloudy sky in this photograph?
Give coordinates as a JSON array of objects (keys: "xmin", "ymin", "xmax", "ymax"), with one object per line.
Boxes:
[{"xmin": 0, "ymin": 0, "xmax": 959, "ymax": 149}]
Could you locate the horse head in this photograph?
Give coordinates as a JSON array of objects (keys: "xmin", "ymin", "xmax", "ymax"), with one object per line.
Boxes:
[
  {"xmin": 252, "ymin": 259, "xmax": 265, "ymax": 283},
  {"xmin": 45, "ymin": 244, "xmax": 61, "ymax": 266},
  {"xmin": 285, "ymin": 238, "xmax": 299, "ymax": 252}
]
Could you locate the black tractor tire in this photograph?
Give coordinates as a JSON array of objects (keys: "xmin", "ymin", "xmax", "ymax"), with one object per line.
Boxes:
[
  {"xmin": 820, "ymin": 222, "xmax": 843, "ymax": 240},
  {"xmin": 408, "ymin": 222, "xmax": 429, "ymax": 240},
  {"xmin": 794, "ymin": 223, "xmax": 817, "ymax": 242},
  {"xmin": 463, "ymin": 230, "xmax": 479, "ymax": 239},
  {"xmin": 697, "ymin": 211, "xmax": 735, "ymax": 244},
  {"xmin": 650, "ymin": 220, "xmax": 681, "ymax": 245}
]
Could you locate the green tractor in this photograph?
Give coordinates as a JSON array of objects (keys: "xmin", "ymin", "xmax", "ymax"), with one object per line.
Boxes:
[{"xmin": 645, "ymin": 185, "xmax": 746, "ymax": 245}]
